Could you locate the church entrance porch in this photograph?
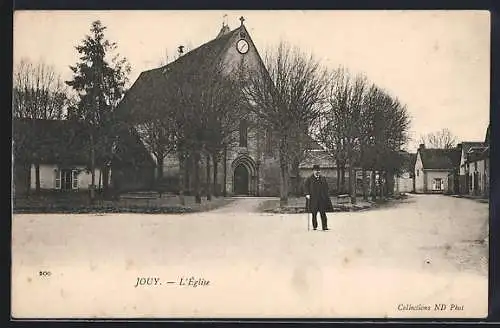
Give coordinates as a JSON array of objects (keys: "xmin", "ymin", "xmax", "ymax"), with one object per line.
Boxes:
[{"xmin": 230, "ymin": 155, "xmax": 258, "ymax": 196}]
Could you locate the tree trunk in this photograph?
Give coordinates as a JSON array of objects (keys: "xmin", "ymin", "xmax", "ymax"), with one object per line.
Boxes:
[
  {"xmin": 340, "ymin": 165, "xmax": 346, "ymax": 194},
  {"xmin": 349, "ymin": 161, "xmax": 356, "ymax": 204},
  {"xmin": 386, "ymin": 171, "xmax": 393, "ymax": 197},
  {"xmin": 98, "ymin": 168, "xmax": 102, "ymax": 190},
  {"xmin": 371, "ymin": 170, "xmax": 376, "ymax": 200},
  {"xmin": 102, "ymin": 165, "xmax": 110, "ymax": 196},
  {"xmin": 184, "ymin": 154, "xmax": 191, "ymax": 195},
  {"xmin": 385, "ymin": 171, "xmax": 392, "ymax": 197},
  {"xmin": 379, "ymin": 171, "xmax": 383, "ymax": 198},
  {"xmin": 89, "ymin": 133, "xmax": 96, "ymax": 203},
  {"xmin": 178, "ymin": 152, "xmax": 185, "ymax": 205},
  {"xmin": 292, "ymin": 157, "xmax": 300, "ymax": 196},
  {"xmin": 223, "ymin": 145, "xmax": 227, "ymax": 197},
  {"xmin": 206, "ymin": 153, "xmax": 212, "ymax": 201},
  {"xmin": 26, "ymin": 163, "xmax": 32, "ymax": 196},
  {"xmin": 212, "ymin": 153, "xmax": 218, "ymax": 197},
  {"xmin": 336, "ymin": 160, "xmax": 341, "ymax": 195},
  {"xmin": 194, "ymin": 151, "xmax": 201, "ymax": 204},
  {"xmin": 362, "ymin": 169, "xmax": 368, "ymax": 201},
  {"xmin": 278, "ymin": 137, "xmax": 289, "ymax": 207},
  {"xmin": 35, "ymin": 163, "xmax": 41, "ymax": 193},
  {"xmin": 156, "ymin": 155, "xmax": 164, "ymax": 181},
  {"xmin": 383, "ymin": 172, "xmax": 387, "ymax": 198},
  {"xmin": 346, "ymin": 144, "xmax": 356, "ymax": 204}
]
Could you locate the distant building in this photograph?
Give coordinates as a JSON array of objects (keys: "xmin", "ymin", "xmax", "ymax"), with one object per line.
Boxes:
[
  {"xmin": 299, "ymin": 148, "xmax": 347, "ymax": 195},
  {"xmin": 12, "ymin": 118, "xmax": 155, "ymax": 196},
  {"xmin": 461, "ymin": 124, "xmax": 490, "ymax": 197},
  {"xmin": 13, "ymin": 118, "xmax": 110, "ymax": 195},
  {"xmin": 457, "ymin": 141, "xmax": 487, "ymax": 194},
  {"xmin": 414, "ymin": 144, "xmax": 461, "ymax": 194},
  {"xmin": 394, "ymin": 151, "xmax": 416, "ymax": 194}
]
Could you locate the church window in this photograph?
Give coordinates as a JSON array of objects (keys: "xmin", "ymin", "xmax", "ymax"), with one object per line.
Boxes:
[{"xmin": 239, "ymin": 119, "xmax": 248, "ymax": 147}]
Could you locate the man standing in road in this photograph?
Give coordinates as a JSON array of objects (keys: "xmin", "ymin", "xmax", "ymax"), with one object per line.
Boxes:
[{"xmin": 304, "ymin": 164, "xmax": 333, "ymax": 231}]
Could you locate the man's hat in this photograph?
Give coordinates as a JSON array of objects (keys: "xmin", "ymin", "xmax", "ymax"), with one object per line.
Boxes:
[{"xmin": 312, "ymin": 164, "xmax": 321, "ymax": 170}]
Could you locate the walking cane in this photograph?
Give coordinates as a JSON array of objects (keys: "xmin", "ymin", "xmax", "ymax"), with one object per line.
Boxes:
[
  {"xmin": 307, "ymin": 211, "xmax": 310, "ymax": 231},
  {"xmin": 306, "ymin": 197, "xmax": 310, "ymax": 231}
]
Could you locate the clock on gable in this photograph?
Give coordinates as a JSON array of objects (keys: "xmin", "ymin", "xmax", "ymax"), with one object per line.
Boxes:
[{"xmin": 236, "ymin": 39, "xmax": 249, "ymax": 54}]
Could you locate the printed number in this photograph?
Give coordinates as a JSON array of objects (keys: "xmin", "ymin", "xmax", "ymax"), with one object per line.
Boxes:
[{"xmin": 39, "ymin": 271, "xmax": 51, "ymax": 277}]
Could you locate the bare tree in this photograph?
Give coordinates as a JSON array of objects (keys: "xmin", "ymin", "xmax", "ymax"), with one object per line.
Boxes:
[
  {"xmin": 135, "ymin": 112, "xmax": 177, "ymax": 183},
  {"xmin": 318, "ymin": 69, "xmax": 411, "ymax": 202},
  {"xmin": 13, "ymin": 58, "xmax": 68, "ymax": 120},
  {"xmin": 362, "ymin": 86, "xmax": 411, "ymax": 199},
  {"xmin": 158, "ymin": 59, "xmax": 244, "ymax": 204},
  {"xmin": 419, "ymin": 128, "xmax": 457, "ymax": 149},
  {"xmin": 12, "ymin": 58, "xmax": 70, "ymax": 193},
  {"xmin": 318, "ymin": 67, "xmax": 368, "ymax": 203},
  {"xmin": 200, "ymin": 65, "xmax": 246, "ymax": 200},
  {"xmin": 243, "ymin": 41, "xmax": 328, "ymax": 206}
]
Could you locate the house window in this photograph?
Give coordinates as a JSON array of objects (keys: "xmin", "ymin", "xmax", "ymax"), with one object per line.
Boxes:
[
  {"xmin": 55, "ymin": 169, "xmax": 61, "ymax": 189},
  {"xmin": 54, "ymin": 168, "xmax": 79, "ymax": 191},
  {"xmin": 474, "ymin": 162, "xmax": 478, "ymax": 171},
  {"xmin": 72, "ymin": 170, "xmax": 79, "ymax": 189},
  {"xmin": 432, "ymin": 178, "xmax": 443, "ymax": 191},
  {"xmin": 239, "ymin": 119, "xmax": 248, "ymax": 147}
]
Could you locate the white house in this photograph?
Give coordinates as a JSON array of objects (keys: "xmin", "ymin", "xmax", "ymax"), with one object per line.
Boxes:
[
  {"xmin": 13, "ymin": 118, "xmax": 112, "ymax": 195},
  {"xmin": 457, "ymin": 141, "xmax": 487, "ymax": 194},
  {"xmin": 414, "ymin": 144, "xmax": 461, "ymax": 194}
]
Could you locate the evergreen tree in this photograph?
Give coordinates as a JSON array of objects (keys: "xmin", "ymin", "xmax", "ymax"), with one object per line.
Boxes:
[{"xmin": 66, "ymin": 20, "xmax": 131, "ymax": 200}]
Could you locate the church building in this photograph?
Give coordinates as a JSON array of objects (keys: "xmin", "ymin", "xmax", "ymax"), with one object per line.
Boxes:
[{"xmin": 114, "ymin": 18, "xmax": 316, "ymax": 196}]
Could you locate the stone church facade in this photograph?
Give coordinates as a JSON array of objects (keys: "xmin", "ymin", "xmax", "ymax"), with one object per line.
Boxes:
[{"xmin": 115, "ymin": 20, "xmax": 301, "ymax": 196}]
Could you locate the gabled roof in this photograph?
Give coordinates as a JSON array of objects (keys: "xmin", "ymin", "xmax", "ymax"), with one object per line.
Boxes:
[
  {"xmin": 12, "ymin": 118, "xmax": 155, "ymax": 167},
  {"xmin": 300, "ymin": 150, "xmax": 336, "ymax": 169},
  {"xmin": 419, "ymin": 148, "xmax": 461, "ymax": 170},
  {"xmin": 116, "ymin": 26, "xmax": 243, "ymax": 121},
  {"xmin": 465, "ymin": 145, "xmax": 489, "ymax": 163},
  {"xmin": 113, "ymin": 125, "xmax": 156, "ymax": 168},
  {"xmin": 459, "ymin": 141, "xmax": 487, "ymax": 155},
  {"xmin": 12, "ymin": 118, "xmax": 101, "ymax": 165},
  {"xmin": 306, "ymin": 137, "xmax": 324, "ymax": 150}
]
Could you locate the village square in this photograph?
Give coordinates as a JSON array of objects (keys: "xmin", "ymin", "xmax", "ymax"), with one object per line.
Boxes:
[{"xmin": 11, "ymin": 11, "xmax": 490, "ymax": 318}]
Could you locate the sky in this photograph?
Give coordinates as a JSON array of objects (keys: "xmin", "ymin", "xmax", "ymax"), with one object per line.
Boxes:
[{"xmin": 13, "ymin": 10, "xmax": 491, "ymax": 152}]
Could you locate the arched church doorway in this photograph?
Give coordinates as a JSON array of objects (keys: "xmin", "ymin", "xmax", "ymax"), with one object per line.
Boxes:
[
  {"xmin": 231, "ymin": 155, "xmax": 258, "ymax": 196},
  {"xmin": 233, "ymin": 164, "xmax": 249, "ymax": 195}
]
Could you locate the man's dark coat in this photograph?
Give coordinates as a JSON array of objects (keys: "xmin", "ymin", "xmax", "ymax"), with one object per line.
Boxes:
[{"xmin": 304, "ymin": 174, "xmax": 334, "ymax": 213}]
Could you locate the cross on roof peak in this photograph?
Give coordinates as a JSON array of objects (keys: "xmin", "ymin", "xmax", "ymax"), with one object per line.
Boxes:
[{"xmin": 239, "ymin": 16, "xmax": 245, "ymax": 25}]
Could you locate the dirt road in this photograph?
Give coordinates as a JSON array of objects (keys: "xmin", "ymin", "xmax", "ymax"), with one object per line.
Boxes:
[{"xmin": 11, "ymin": 194, "xmax": 488, "ymax": 318}]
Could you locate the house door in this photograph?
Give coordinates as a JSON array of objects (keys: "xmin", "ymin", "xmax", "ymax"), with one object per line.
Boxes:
[
  {"xmin": 61, "ymin": 169, "xmax": 73, "ymax": 191},
  {"xmin": 233, "ymin": 164, "xmax": 249, "ymax": 195}
]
